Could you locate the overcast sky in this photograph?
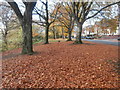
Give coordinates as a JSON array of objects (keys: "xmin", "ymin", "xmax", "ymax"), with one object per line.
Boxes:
[{"xmin": 0, "ymin": 0, "xmax": 119, "ymax": 28}]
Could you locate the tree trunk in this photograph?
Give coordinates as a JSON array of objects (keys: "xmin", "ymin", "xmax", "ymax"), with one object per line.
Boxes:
[
  {"xmin": 89, "ymin": 30, "xmax": 91, "ymax": 35},
  {"xmin": 44, "ymin": 1, "xmax": 49, "ymax": 44},
  {"xmin": 53, "ymin": 30, "xmax": 56, "ymax": 39},
  {"xmin": 67, "ymin": 29, "xmax": 72, "ymax": 41},
  {"xmin": 97, "ymin": 29, "xmax": 99, "ymax": 35},
  {"xmin": 21, "ymin": 8, "xmax": 33, "ymax": 54},
  {"xmin": 44, "ymin": 25, "xmax": 49, "ymax": 44},
  {"xmin": 3, "ymin": 35, "xmax": 8, "ymax": 50},
  {"xmin": 53, "ymin": 31, "xmax": 56, "ymax": 39},
  {"xmin": 56, "ymin": 32, "xmax": 60, "ymax": 39},
  {"xmin": 7, "ymin": 2, "xmax": 36, "ymax": 55},
  {"xmin": 52, "ymin": 26, "xmax": 56, "ymax": 39},
  {"xmin": 62, "ymin": 27, "xmax": 65, "ymax": 39},
  {"xmin": 74, "ymin": 24, "xmax": 83, "ymax": 44}
]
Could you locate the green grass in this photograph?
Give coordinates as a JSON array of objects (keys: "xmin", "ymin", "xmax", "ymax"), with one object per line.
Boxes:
[
  {"xmin": 33, "ymin": 40, "xmax": 44, "ymax": 44},
  {"xmin": 0, "ymin": 28, "xmax": 23, "ymax": 52},
  {"xmin": 0, "ymin": 28, "xmax": 67, "ymax": 52}
]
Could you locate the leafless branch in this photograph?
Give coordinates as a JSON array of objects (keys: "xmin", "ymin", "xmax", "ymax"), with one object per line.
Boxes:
[{"xmin": 86, "ymin": 1, "xmax": 120, "ymax": 20}]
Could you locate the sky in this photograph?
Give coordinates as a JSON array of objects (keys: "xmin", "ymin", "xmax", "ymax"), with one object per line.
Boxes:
[{"xmin": 0, "ymin": 0, "xmax": 119, "ymax": 29}]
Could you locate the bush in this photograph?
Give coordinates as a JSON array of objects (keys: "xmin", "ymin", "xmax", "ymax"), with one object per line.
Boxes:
[{"xmin": 1, "ymin": 43, "xmax": 8, "ymax": 52}]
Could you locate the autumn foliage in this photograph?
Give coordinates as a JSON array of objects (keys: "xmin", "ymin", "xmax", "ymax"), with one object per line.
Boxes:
[{"xmin": 2, "ymin": 41, "xmax": 119, "ymax": 88}]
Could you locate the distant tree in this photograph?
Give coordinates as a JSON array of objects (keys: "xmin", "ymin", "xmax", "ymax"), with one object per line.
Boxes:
[
  {"xmin": 0, "ymin": 2, "xmax": 19, "ymax": 50},
  {"xmin": 97, "ymin": 17, "xmax": 118, "ymax": 35},
  {"xmin": 86, "ymin": 25, "xmax": 94, "ymax": 35},
  {"xmin": 6, "ymin": 0, "xmax": 37, "ymax": 54},
  {"xmin": 49, "ymin": 21, "xmax": 67, "ymax": 39},
  {"xmin": 107, "ymin": 18, "xmax": 118, "ymax": 34},
  {"xmin": 49, "ymin": 23, "xmax": 57, "ymax": 39},
  {"xmin": 57, "ymin": 3, "xmax": 74, "ymax": 41},
  {"xmin": 71, "ymin": 1, "xmax": 120, "ymax": 44}
]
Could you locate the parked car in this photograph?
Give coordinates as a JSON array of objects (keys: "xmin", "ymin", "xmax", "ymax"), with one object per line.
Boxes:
[{"xmin": 85, "ymin": 35, "xmax": 95, "ymax": 39}]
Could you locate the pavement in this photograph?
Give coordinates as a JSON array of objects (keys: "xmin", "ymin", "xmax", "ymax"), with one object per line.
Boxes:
[{"xmin": 83, "ymin": 39, "xmax": 120, "ymax": 46}]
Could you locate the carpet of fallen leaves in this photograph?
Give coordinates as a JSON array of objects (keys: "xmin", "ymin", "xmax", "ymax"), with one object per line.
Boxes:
[{"xmin": 2, "ymin": 41, "xmax": 120, "ymax": 88}]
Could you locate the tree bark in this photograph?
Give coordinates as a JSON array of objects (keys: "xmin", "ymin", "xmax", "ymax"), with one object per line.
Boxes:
[
  {"xmin": 53, "ymin": 31, "xmax": 56, "ymax": 39},
  {"xmin": 21, "ymin": 7, "xmax": 33, "ymax": 54},
  {"xmin": 8, "ymin": 2, "xmax": 36, "ymax": 55},
  {"xmin": 67, "ymin": 29, "xmax": 72, "ymax": 41},
  {"xmin": 52, "ymin": 26, "xmax": 56, "ymax": 39},
  {"xmin": 2, "ymin": 35, "xmax": 8, "ymax": 50},
  {"xmin": 62, "ymin": 27, "xmax": 65, "ymax": 39},
  {"xmin": 44, "ymin": 24, "xmax": 49, "ymax": 44},
  {"xmin": 74, "ymin": 24, "xmax": 83, "ymax": 44},
  {"xmin": 89, "ymin": 30, "xmax": 91, "ymax": 35},
  {"xmin": 44, "ymin": 1, "xmax": 49, "ymax": 44},
  {"xmin": 97, "ymin": 29, "xmax": 99, "ymax": 36}
]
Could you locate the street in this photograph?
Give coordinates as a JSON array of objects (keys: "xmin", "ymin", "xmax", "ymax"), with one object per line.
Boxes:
[{"xmin": 83, "ymin": 39, "xmax": 120, "ymax": 46}]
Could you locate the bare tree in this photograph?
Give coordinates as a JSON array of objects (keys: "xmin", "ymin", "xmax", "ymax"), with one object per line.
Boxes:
[
  {"xmin": 0, "ymin": 2, "xmax": 19, "ymax": 50},
  {"xmin": 34, "ymin": 0, "xmax": 60, "ymax": 44},
  {"xmin": 6, "ymin": 0, "xmax": 37, "ymax": 54}
]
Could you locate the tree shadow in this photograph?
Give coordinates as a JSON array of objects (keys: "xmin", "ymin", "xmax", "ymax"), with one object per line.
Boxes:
[
  {"xmin": 2, "ymin": 51, "xmax": 41, "ymax": 60},
  {"xmin": 83, "ymin": 43, "xmax": 96, "ymax": 45},
  {"xmin": 2, "ymin": 53, "xmax": 20, "ymax": 60},
  {"xmin": 113, "ymin": 60, "xmax": 120, "ymax": 75},
  {"xmin": 107, "ymin": 59, "xmax": 120, "ymax": 75}
]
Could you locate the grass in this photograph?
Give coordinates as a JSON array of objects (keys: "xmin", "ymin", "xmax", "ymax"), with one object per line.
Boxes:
[
  {"xmin": 0, "ymin": 29, "xmax": 22, "ymax": 52},
  {"xmin": 0, "ymin": 27, "xmax": 67, "ymax": 52},
  {"xmin": 1, "ymin": 38, "xmax": 67, "ymax": 52},
  {"xmin": 49, "ymin": 39, "xmax": 67, "ymax": 42},
  {"xmin": 33, "ymin": 40, "xmax": 44, "ymax": 44}
]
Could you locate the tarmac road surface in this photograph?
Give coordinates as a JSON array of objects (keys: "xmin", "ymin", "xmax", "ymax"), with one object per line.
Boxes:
[{"xmin": 83, "ymin": 39, "xmax": 120, "ymax": 46}]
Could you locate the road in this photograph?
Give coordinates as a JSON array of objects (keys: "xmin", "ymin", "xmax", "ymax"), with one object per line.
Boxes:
[{"xmin": 83, "ymin": 39, "xmax": 120, "ymax": 46}]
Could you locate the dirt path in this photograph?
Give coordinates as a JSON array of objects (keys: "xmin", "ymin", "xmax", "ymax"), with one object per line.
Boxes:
[{"xmin": 2, "ymin": 41, "xmax": 119, "ymax": 88}]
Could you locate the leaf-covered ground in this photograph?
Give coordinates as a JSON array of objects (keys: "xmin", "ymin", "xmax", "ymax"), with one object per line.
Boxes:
[{"xmin": 2, "ymin": 41, "xmax": 119, "ymax": 88}]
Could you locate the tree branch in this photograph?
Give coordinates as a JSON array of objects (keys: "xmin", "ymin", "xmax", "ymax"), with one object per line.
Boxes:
[
  {"xmin": 39, "ymin": 0, "xmax": 46, "ymax": 5},
  {"xmin": 32, "ymin": 20, "xmax": 46, "ymax": 27},
  {"xmin": 86, "ymin": 1, "xmax": 120, "ymax": 20},
  {"xmin": 6, "ymin": 0, "xmax": 23, "ymax": 20},
  {"xmin": 34, "ymin": 8, "xmax": 47, "ymax": 20},
  {"xmin": 49, "ymin": 3, "xmax": 61, "ymax": 25}
]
